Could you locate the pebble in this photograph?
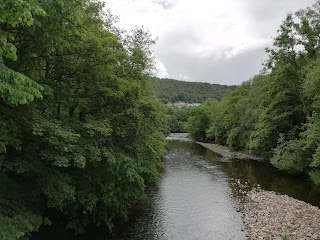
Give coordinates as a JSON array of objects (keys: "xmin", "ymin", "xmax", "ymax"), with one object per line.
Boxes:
[
  {"xmin": 240, "ymin": 189, "xmax": 320, "ymax": 240},
  {"xmin": 169, "ymin": 134, "xmax": 320, "ymax": 240},
  {"xmin": 196, "ymin": 142, "xmax": 264, "ymax": 161}
]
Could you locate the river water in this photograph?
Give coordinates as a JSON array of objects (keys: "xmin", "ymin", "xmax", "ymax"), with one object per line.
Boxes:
[
  {"xmin": 109, "ymin": 140, "xmax": 246, "ymax": 240},
  {"xmin": 108, "ymin": 136, "xmax": 320, "ymax": 240},
  {"xmin": 32, "ymin": 135, "xmax": 320, "ymax": 239}
]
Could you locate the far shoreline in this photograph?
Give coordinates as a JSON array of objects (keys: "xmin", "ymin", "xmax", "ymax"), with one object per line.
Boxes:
[{"xmin": 166, "ymin": 133, "xmax": 264, "ymax": 161}]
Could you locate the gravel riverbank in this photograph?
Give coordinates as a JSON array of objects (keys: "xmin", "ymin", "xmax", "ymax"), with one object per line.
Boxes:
[
  {"xmin": 168, "ymin": 133, "xmax": 320, "ymax": 240},
  {"xmin": 196, "ymin": 139, "xmax": 320, "ymax": 240},
  {"xmin": 197, "ymin": 142, "xmax": 264, "ymax": 161},
  {"xmin": 240, "ymin": 189, "xmax": 320, "ymax": 240}
]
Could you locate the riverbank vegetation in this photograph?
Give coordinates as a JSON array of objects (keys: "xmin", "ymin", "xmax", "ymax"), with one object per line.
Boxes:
[
  {"xmin": 187, "ymin": 1, "xmax": 320, "ymax": 185},
  {"xmin": 167, "ymin": 107, "xmax": 191, "ymax": 133},
  {"xmin": 0, "ymin": 0, "xmax": 168, "ymax": 239}
]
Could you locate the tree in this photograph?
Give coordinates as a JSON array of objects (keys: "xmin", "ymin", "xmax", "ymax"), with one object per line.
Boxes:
[
  {"xmin": 187, "ymin": 99, "xmax": 219, "ymax": 141},
  {"xmin": 271, "ymin": 55, "xmax": 320, "ymax": 182},
  {"xmin": 220, "ymin": 76, "xmax": 262, "ymax": 151},
  {"xmin": 0, "ymin": 0, "xmax": 168, "ymax": 238},
  {"xmin": 248, "ymin": 65, "xmax": 305, "ymax": 157},
  {"xmin": 0, "ymin": 0, "xmax": 45, "ymax": 106},
  {"xmin": 185, "ymin": 0, "xmax": 320, "ymax": 185},
  {"xmin": 167, "ymin": 107, "xmax": 191, "ymax": 133}
]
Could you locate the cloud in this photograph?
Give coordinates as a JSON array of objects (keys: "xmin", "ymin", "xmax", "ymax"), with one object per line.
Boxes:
[
  {"xmin": 105, "ymin": 0, "xmax": 316, "ymax": 85},
  {"xmin": 155, "ymin": 58, "xmax": 169, "ymax": 78}
]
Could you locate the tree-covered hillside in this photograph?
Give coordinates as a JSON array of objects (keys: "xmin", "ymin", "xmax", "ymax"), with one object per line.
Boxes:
[{"xmin": 151, "ymin": 77, "xmax": 235, "ymax": 103}]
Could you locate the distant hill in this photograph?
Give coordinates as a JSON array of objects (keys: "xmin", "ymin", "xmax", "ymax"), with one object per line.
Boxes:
[{"xmin": 151, "ymin": 78, "xmax": 236, "ymax": 103}]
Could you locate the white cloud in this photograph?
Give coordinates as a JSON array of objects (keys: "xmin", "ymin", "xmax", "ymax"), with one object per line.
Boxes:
[
  {"xmin": 104, "ymin": 0, "xmax": 316, "ymax": 84},
  {"xmin": 155, "ymin": 58, "xmax": 169, "ymax": 78}
]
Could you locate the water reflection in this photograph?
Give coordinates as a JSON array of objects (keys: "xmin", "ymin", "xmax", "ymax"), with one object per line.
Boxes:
[
  {"xmin": 211, "ymin": 152, "xmax": 320, "ymax": 207},
  {"xmin": 32, "ymin": 140, "xmax": 320, "ymax": 240},
  {"xmin": 109, "ymin": 140, "xmax": 245, "ymax": 240}
]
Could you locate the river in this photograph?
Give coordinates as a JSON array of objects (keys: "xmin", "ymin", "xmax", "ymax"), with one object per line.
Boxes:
[
  {"xmin": 32, "ymin": 135, "xmax": 320, "ymax": 239},
  {"xmin": 109, "ymin": 139, "xmax": 246, "ymax": 240}
]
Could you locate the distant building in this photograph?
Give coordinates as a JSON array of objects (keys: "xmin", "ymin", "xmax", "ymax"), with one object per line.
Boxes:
[{"xmin": 166, "ymin": 102, "xmax": 201, "ymax": 108}]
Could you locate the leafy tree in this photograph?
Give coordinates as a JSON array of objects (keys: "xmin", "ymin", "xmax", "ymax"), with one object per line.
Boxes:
[
  {"xmin": 0, "ymin": 0, "xmax": 45, "ymax": 106},
  {"xmin": 205, "ymin": 99, "xmax": 226, "ymax": 144},
  {"xmin": 0, "ymin": 0, "xmax": 167, "ymax": 238},
  {"xmin": 248, "ymin": 65, "xmax": 305, "ymax": 157},
  {"xmin": 167, "ymin": 107, "xmax": 191, "ymax": 133},
  {"xmin": 186, "ymin": 1, "xmax": 320, "ymax": 186},
  {"xmin": 272, "ymin": 55, "xmax": 320, "ymax": 182},
  {"xmin": 187, "ymin": 99, "xmax": 219, "ymax": 141},
  {"xmin": 220, "ymin": 76, "xmax": 262, "ymax": 150}
]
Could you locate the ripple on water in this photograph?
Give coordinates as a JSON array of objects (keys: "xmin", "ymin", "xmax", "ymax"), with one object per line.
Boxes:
[{"xmin": 110, "ymin": 141, "xmax": 245, "ymax": 240}]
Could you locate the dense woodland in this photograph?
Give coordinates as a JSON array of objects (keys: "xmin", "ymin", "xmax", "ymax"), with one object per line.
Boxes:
[
  {"xmin": 187, "ymin": 1, "xmax": 320, "ymax": 186},
  {"xmin": 151, "ymin": 77, "xmax": 235, "ymax": 103},
  {"xmin": 0, "ymin": 0, "xmax": 168, "ymax": 239},
  {"xmin": 152, "ymin": 78, "xmax": 233, "ymax": 133}
]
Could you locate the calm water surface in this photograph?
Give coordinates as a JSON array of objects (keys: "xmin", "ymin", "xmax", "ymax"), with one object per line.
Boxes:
[
  {"xmin": 109, "ymin": 140, "xmax": 245, "ymax": 240},
  {"xmin": 32, "ymin": 137, "xmax": 320, "ymax": 239}
]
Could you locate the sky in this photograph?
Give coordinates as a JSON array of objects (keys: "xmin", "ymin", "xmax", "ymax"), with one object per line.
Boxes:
[{"xmin": 104, "ymin": 0, "xmax": 315, "ymax": 85}]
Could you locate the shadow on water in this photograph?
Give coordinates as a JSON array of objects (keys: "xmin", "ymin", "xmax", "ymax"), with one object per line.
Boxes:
[
  {"xmin": 107, "ymin": 140, "xmax": 245, "ymax": 240},
  {"xmin": 31, "ymin": 140, "xmax": 320, "ymax": 239},
  {"xmin": 167, "ymin": 141, "xmax": 320, "ymax": 205},
  {"xmin": 201, "ymin": 146, "xmax": 320, "ymax": 208}
]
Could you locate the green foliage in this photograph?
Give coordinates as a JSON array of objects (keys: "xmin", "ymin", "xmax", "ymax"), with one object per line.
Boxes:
[
  {"xmin": 271, "ymin": 136, "xmax": 309, "ymax": 174},
  {"xmin": 186, "ymin": 1, "xmax": 320, "ymax": 185},
  {"xmin": 167, "ymin": 107, "xmax": 191, "ymax": 133},
  {"xmin": 304, "ymin": 57, "xmax": 320, "ymax": 112},
  {"xmin": 0, "ymin": 0, "xmax": 167, "ymax": 238},
  {"xmin": 0, "ymin": 66, "xmax": 43, "ymax": 105},
  {"xmin": 0, "ymin": 174, "xmax": 43, "ymax": 240},
  {"xmin": 187, "ymin": 99, "xmax": 219, "ymax": 141},
  {"xmin": 272, "ymin": 114, "xmax": 320, "ymax": 177},
  {"xmin": 0, "ymin": 0, "xmax": 45, "ymax": 106},
  {"xmin": 0, "ymin": 0, "xmax": 45, "ymax": 60},
  {"xmin": 188, "ymin": 76, "xmax": 262, "ymax": 149},
  {"xmin": 222, "ymin": 78, "xmax": 262, "ymax": 150},
  {"xmin": 151, "ymin": 77, "xmax": 235, "ymax": 103},
  {"xmin": 309, "ymin": 170, "xmax": 320, "ymax": 185},
  {"xmin": 205, "ymin": 101, "xmax": 225, "ymax": 144},
  {"xmin": 154, "ymin": 77, "xmax": 234, "ymax": 134},
  {"xmin": 248, "ymin": 65, "xmax": 305, "ymax": 157}
]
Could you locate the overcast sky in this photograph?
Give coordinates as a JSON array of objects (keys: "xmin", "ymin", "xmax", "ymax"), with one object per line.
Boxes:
[{"xmin": 105, "ymin": 0, "xmax": 315, "ymax": 85}]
